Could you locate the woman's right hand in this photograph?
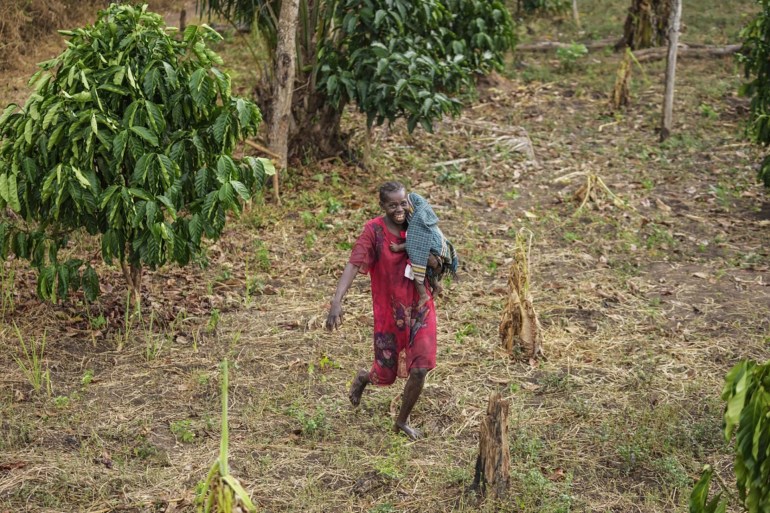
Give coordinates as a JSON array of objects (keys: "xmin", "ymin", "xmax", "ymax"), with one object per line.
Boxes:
[{"xmin": 326, "ymin": 301, "xmax": 344, "ymax": 331}]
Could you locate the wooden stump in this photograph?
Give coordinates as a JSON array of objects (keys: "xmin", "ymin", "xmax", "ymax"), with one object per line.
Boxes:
[{"xmin": 472, "ymin": 392, "xmax": 511, "ymax": 499}]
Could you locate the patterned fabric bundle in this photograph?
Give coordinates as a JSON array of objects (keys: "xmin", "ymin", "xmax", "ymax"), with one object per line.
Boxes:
[{"xmin": 405, "ymin": 192, "xmax": 458, "ymax": 286}]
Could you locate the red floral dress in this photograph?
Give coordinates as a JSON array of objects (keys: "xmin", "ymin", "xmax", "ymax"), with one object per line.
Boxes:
[{"xmin": 349, "ymin": 216, "xmax": 437, "ymax": 385}]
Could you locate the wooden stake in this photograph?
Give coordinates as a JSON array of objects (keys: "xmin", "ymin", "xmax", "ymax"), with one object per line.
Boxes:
[
  {"xmin": 660, "ymin": 0, "xmax": 682, "ymax": 141},
  {"xmin": 472, "ymin": 392, "xmax": 511, "ymax": 499}
]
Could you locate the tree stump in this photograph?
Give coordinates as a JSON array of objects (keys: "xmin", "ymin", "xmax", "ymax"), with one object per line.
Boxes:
[{"xmin": 472, "ymin": 392, "xmax": 511, "ymax": 499}]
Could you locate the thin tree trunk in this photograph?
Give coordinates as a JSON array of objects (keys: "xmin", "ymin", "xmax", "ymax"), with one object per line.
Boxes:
[
  {"xmin": 472, "ymin": 392, "xmax": 511, "ymax": 499},
  {"xmin": 269, "ymin": 0, "xmax": 300, "ymax": 206},
  {"xmin": 572, "ymin": 0, "xmax": 580, "ymax": 28},
  {"xmin": 660, "ymin": 0, "xmax": 682, "ymax": 141},
  {"xmin": 120, "ymin": 259, "xmax": 143, "ymax": 308}
]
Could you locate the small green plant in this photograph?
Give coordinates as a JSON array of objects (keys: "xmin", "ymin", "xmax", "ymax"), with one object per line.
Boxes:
[
  {"xmin": 89, "ymin": 313, "xmax": 107, "ymax": 330},
  {"xmin": 12, "ymin": 324, "xmax": 51, "ymax": 395},
  {"xmin": 133, "ymin": 437, "xmax": 160, "ymax": 460},
  {"xmin": 505, "ymin": 188, "xmax": 520, "ymax": 200},
  {"xmin": 455, "ymin": 323, "xmax": 479, "ymax": 344},
  {"xmin": 53, "ymin": 395, "xmax": 70, "ymax": 408},
  {"xmin": 143, "ymin": 312, "xmax": 165, "ymax": 361},
  {"xmin": 170, "ymin": 420, "xmax": 196, "ymax": 443},
  {"xmin": 254, "ymin": 241, "xmax": 271, "ymax": 272},
  {"xmin": 304, "ymin": 231, "xmax": 317, "ymax": 249},
  {"xmin": 436, "ymin": 165, "xmax": 473, "ymax": 186},
  {"xmin": 645, "ymin": 224, "xmax": 675, "ymax": 251},
  {"xmin": 336, "ymin": 241, "xmax": 353, "ymax": 251},
  {"xmin": 81, "ymin": 369, "xmax": 94, "ymax": 387},
  {"xmin": 556, "ymin": 43, "xmax": 588, "ymax": 71},
  {"xmin": 373, "ymin": 440, "xmax": 408, "ymax": 479},
  {"xmin": 318, "ymin": 354, "xmax": 340, "ymax": 372},
  {"xmin": 699, "ymin": 103, "xmax": 719, "ymax": 119},
  {"xmin": 288, "ymin": 403, "xmax": 329, "ymax": 438},
  {"xmin": 326, "ymin": 196, "xmax": 343, "ymax": 214},
  {"xmin": 195, "ymin": 360, "xmax": 257, "ymax": 512},
  {"xmin": 207, "ymin": 309, "xmax": 221, "ymax": 334}
]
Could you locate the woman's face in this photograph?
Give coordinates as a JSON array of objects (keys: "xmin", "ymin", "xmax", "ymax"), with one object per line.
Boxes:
[{"xmin": 381, "ymin": 188, "xmax": 408, "ymax": 226}]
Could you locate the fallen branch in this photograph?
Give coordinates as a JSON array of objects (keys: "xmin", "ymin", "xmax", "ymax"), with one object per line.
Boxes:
[
  {"xmin": 634, "ymin": 43, "xmax": 741, "ymax": 62},
  {"xmin": 516, "ymin": 37, "xmax": 620, "ymax": 52},
  {"xmin": 516, "ymin": 39, "xmax": 741, "ymax": 62}
]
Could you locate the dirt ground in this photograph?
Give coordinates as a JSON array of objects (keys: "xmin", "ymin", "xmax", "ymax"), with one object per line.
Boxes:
[{"xmin": 1, "ymin": 2, "xmax": 769, "ymax": 512}]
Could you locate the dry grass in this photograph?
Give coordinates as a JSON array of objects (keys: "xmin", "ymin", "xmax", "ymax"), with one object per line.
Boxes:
[{"xmin": 1, "ymin": 0, "xmax": 770, "ymax": 512}]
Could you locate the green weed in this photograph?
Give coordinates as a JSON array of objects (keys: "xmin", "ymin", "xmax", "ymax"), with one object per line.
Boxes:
[
  {"xmin": 556, "ymin": 42, "xmax": 588, "ymax": 71},
  {"xmin": 207, "ymin": 309, "xmax": 221, "ymax": 334},
  {"xmin": 373, "ymin": 439, "xmax": 409, "ymax": 479},
  {"xmin": 170, "ymin": 420, "xmax": 196, "ymax": 443},
  {"xmin": 455, "ymin": 323, "xmax": 479, "ymax": 344},
  {"xmin": 81, "ymin": 370, "xmax": 94, "ymax": 387},
  {"xmin": 12, "ymin": 325, "xmax": 51, "ymax": 395},
  {"xmin": 52, "ymin": 395, "xmax": 70, "ymax": 408},
  {"xmin": 288, "ymin": 402, "xmax": 329, "ymax": 438}
]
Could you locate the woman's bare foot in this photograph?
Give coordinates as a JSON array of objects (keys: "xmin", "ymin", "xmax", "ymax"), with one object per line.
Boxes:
[
  {"xmin": 394, "ymin": 420, "xmax": 423, "ymax": 441},
  {"xmin": 348, "ymin": 370, "xmax": 369, "ymax": 407}
]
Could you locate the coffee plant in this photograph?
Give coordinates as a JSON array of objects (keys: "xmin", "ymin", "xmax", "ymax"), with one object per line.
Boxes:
[
  {"xmin": 0, "ymin": 4, "xmax": 271, "ymax": 302},
  {"xmin": 197, "ymin": 0, "xmax": 516, "ymax": 152},
  {"xmin": 317, "ymin": 0, "xmax": 515, "ymax": 132},
  {"xmin": 739, "ymin": 0, "xmax": 770, "ymax": 187},
  {"xmin": 691, "ymin": 359, "xmax": 770, "ymax": 513}
]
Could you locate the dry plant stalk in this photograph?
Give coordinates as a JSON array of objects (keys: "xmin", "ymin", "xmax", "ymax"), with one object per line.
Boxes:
[
  {"xmin": 555, "ymin": 170, "xmax": 626, "ymax": 214},
  {"xmin": 611, "ymin": 49, "xmax": 633, "ymax": 109},
  {"xmin": 472, "ymin": 392, "xmax": 511, "ymax": 499},
  {"xmin": 499, "ymin": 230, "xmax": 543, "ymax": 363}
]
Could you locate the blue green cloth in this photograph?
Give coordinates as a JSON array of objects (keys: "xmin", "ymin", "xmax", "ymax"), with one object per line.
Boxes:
[{"xmin": 405, "ymin": 192, "xmax": 458, "ymax": 283}]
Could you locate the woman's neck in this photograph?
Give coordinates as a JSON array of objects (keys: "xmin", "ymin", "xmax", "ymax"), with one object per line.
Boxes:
[{"xmin": 382, "ymin": 215, "xmax": 404, "ymax": 236}]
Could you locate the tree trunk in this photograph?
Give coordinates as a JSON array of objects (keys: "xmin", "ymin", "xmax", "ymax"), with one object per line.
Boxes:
[
  {"xmin": 472, "ymin": 392, "xmax": 511, "ymax": 499},
  {"xmin": 572, "ymin": 0, "xmax": 580, "ymax": 28},
  {"xmin": 120, "ymin": 259, "xmax": 143, "ymax": 308},
  {"xmin": 269, "ymin": 0, "xmax": 301, "ymax": 205},
  {"xmin": 620, "ymin": 0, "xmax": 671, "ymax": 50},
  {"xmin": 290, "ymin": 89, "xmax": 347, "ymax": 158},
  {"xmin": 252, "ymin": 0, "xmax": 347, "ymax": 161},
  {"xmin": 660, "ymin": 0, "xmax": 682, "ymax": 141}
]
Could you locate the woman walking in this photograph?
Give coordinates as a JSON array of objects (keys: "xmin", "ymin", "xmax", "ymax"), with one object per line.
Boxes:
[{"xmin": 326, "ymin": 181, "xmax": 438, "ymax": 440}]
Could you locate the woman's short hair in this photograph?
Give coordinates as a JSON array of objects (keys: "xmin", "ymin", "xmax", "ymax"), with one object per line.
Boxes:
[{"xmin": 379, "ymin": 181, "xmax": 405, "ymax": 203}]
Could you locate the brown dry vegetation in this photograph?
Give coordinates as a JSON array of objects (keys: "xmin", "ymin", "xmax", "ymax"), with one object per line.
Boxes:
[{"xmin": 1, "ymin": 1, "xmax": 769, "ymax": 512}]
